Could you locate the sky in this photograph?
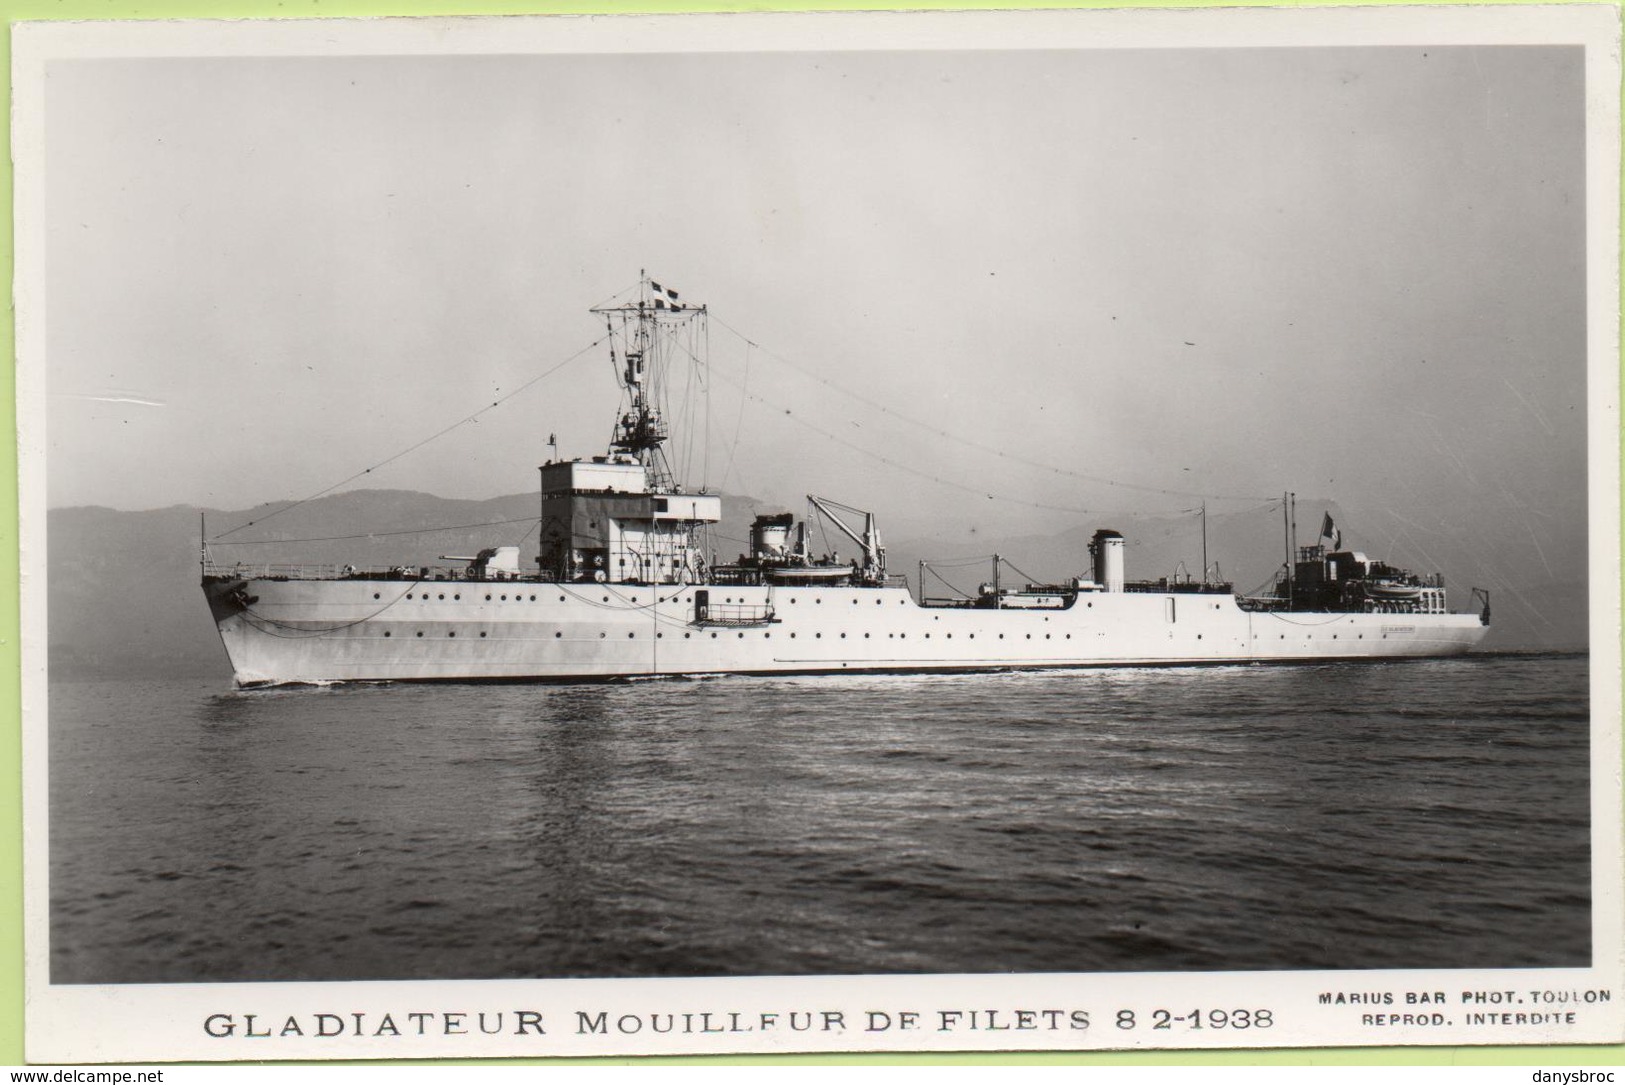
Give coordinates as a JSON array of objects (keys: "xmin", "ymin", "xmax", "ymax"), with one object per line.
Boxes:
[{"xmin": 38, "ymin": 32, "xmax": 1591, "ymax": 568}]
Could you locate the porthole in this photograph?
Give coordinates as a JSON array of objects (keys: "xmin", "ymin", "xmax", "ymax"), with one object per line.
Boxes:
[
  {"xmin": 711, "ymin": 632, "xmax": 718, "ymax": 639},
  {"xmin": 1025, "ymin": 634, "xmax": 1031, "ymax": 640},
  {"xmin": 454, "ymin": 593, "xmax": 461, "ymax": 600},
  {"xmin": 530, "ymin": 595, "xmax": 536, "ymax": 601},
  {"xmin": 407, "ymin": 593, "xmax": 414, "ymax": 600},
  {"xmin": 384, "ymin": 631, "xmax": 392, "ymax": 637},
  {"xmin": 657, "ymin": 632, "xmax": 663, "ymax": 639},
  {"xmin": 480, "ymin": 632, "xmax": 487, "ymax": 638},
  {"xmin": 555, "ymin": 632, "xmax": 562, "ymax": 638},
  {"xmin": 485, "ymin": 594, "xmax": 492, "ymax": 601},
  {"xmin": 373, "ymin": 593, "xmax": 381, "ymax": 600},
  {"xmin": 1196, "ymin": 634, "xmax": 1202, "ymax": 640},
  {"xmin": 899, "ymin": 633, "xmax": 906, "ymax": 639},
  {"xmin": 791, "ymin": 598, "xmax": 797, "ymax": 605},
  {"xmin": 438, "ymin": 593, "xmax": 445, "ymax": 600},
  {"xmin": 628, "ymin": 632, "xmax": 635, "ymax": 639},
  {"xmin": 600, "ymin": 632, "xmax": 606, "ymax": 639},
  {"xmin": 603, "ymin": 596, "xmax": 610, "ymax": 603},
  {"xmin": 501, "ymin": 594, "xmax": 508, "ymax": 601},
  {"xmin": 790, "ymin": 632, "xmax": 797, "ymax": 638},
  {"xmin": 559, "ymin": 595, "xmax": 566, "ymax": 602},
  {"xmin": 738, "ymin": 632, "xmax": 745, "ymax": 638},
  {"xmin": 864, "ymin": 632, "xmax": 871, "ymax": 639},
  {"xmin": 448, "ymin": 631, "xmax": 456, "ymax": 638},
  {"xmin": 684, "ymin": 632, "xmax": 691, "ymax": 639},
  {"xmin": 1044, "ymin": 634, "xmax": 1050, "ymax": 640},
  {"xmin": 416, "ymin": 631, "xmax": 423, "ymax": 638}
]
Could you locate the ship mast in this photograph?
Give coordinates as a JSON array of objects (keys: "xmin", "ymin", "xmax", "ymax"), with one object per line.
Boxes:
[{"xmin": 590, "ymin": 271, "xmax": 703, "ymax": 494}]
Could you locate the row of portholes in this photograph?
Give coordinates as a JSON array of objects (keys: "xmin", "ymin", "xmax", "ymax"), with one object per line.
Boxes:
[
  {"xmin": 389, "ymin": 590, "xmax": 541, "ymax": 603},
  {"xmin": 1252, "ymin": 633, "xmax": 1375, "ymax": 640},
  {"xmin": 378, "ymin": 628, "xmax": 1384, "ymax": 643},
  {"xmin": 733, "ymin": 596, "xmax": 909, "ymax": 606},
  {"xmin": 384, "ymin": 630, "xmax": 489, "ymax": 638},
  {"xmin": 384, "ymin": 591, "xmax": 652, "ymax": 605}
]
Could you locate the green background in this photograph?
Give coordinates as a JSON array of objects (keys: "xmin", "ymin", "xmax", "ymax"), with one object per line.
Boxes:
[{"xmin": 1, "ymin": 0, "xmax": 1619, "ymax": 1068}]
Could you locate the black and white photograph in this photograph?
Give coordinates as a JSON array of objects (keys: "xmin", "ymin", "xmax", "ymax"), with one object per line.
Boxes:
[{"xmin": 15, "ymin": 5, "xmax": 1623, "ymax": 1062}]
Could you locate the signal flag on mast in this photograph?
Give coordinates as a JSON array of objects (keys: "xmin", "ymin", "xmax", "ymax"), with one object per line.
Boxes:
[
  {"xmin": 649, "ymin": 280, "xmax": 685, "ymax": 311},
  {"xmin": 1319, "ymin": 513, "xmax": 1342, "ymax": 551}
]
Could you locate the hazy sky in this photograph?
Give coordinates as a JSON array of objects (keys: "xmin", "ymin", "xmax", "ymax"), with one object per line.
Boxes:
[{"xmin": 41, "ymin": 35, "xmax": 1589, "ymax": 557}]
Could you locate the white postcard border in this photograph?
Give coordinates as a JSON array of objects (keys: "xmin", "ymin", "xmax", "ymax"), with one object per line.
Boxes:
[{"xmin": 14, "ymin": 4, "xmax": 1623, "ymax": 1063}]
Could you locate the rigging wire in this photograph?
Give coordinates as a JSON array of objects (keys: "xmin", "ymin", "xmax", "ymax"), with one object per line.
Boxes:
[
  {"xmin": 719, "ymin": 339, "xmax": 752, "ymax": 498},
  {"xmin": 1241, "ymin": 571, "xmax": 1284, "ymax": 599},
  {"xmin": 705, "ymin": 365, "xmax": 1101, "ymax": 517},
  {"xmin": 211, "ymin": 334, "xmax": 609, "ymax": 542},
  {"xmin": 515, "ymin": 517, "xmax": 542, "ymax": 550},
  {"xmin": 211, "ymin": 291, "xmax": 1292, "ymax": 556},
  {"xmin": 213, "ymin": 516, "xmax": 540, "ymax": 547},
  {"xmin": 707, "ymin": 313, "xmax": 1271, "ymax": 505},
  {"xmin": 677, "ymin": 321, "xmax": 701, "ymax": 488},
  {"xmin": 586, "ymin": 276, "xmax": 647, "ymax": 313},
  {"xmin": 923, "ymin": 563, "xmax": 974, "ymax": 599},
  {"xmin": 999, "ymin": 557, "xmax": 1046, "ymax": 585},
  {"xmin": 917, "ymin": 554, "xmax": 999, "ymax": 568},
  {"xmin": 702, "ymin": 317, "xmax": 712, "ymax": 491}
]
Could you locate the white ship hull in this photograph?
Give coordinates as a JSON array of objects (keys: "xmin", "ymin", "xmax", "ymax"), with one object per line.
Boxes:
[{"xmin": 206, "ymin": 577, "xmax": 1490, "ymax": 687}]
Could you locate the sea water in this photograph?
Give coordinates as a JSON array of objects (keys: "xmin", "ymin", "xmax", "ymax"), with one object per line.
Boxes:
[{"xmin": 46, "ymin": 654, "xmax": 1591, "ymax": 983}]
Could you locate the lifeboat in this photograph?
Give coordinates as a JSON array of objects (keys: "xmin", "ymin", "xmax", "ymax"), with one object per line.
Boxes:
[
  {"xmin": 1365, "ymin": 580, "xmax": 1423, "ymax": 602},
  {"xmin": 763, "ymin": 564, "xmax": 855, "ymax": 585}
]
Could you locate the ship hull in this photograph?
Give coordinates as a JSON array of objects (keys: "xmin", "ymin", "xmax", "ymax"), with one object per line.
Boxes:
[{"xmin": 204, "ymin": 577, "xmax": 1491, "ymax": 687}]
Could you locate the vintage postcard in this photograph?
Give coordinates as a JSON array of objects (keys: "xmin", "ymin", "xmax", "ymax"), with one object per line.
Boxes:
[{"xmin": 13, "ymin": 4, "xmax": 1623, "ymax": 1063}]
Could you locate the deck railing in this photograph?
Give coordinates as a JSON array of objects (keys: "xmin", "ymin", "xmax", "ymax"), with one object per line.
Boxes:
[
  {"xmin": 695, "ymin": 602, "xmax": 778, "ymax": 626},
  {"xmin": 202, "ymin": 561, "xmax": 519, "ymax": 582}
]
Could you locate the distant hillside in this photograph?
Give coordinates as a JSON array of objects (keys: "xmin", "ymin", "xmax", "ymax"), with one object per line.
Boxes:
[
  {"xmin": 48, "ymin": 489, "xmax": 769, "ymax": 680},
  {"xmin": 47, "ymin": 489, "xmax": 1583, "ymax": 681}
]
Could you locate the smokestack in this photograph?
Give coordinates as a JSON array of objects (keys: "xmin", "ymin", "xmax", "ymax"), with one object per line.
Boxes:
[{"xmin": 1090, "ymin": 529, "xmax": 1125, "ymax": 592}]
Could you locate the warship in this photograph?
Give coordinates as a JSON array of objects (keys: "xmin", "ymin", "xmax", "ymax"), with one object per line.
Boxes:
[{"xmin": 202, "ymin": 279, "xmax": 1491, "ymax": 686}]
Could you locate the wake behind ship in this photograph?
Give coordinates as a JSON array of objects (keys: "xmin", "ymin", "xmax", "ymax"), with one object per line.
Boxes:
[{"xmin": 201, "ymin": 278, "xmax": 1490, "ymax": 686}]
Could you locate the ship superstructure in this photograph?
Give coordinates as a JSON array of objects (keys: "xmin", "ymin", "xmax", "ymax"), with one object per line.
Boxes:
[{"xmin": 202, "ymin": 279, "xmax": 1491, "ymax": 686}]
